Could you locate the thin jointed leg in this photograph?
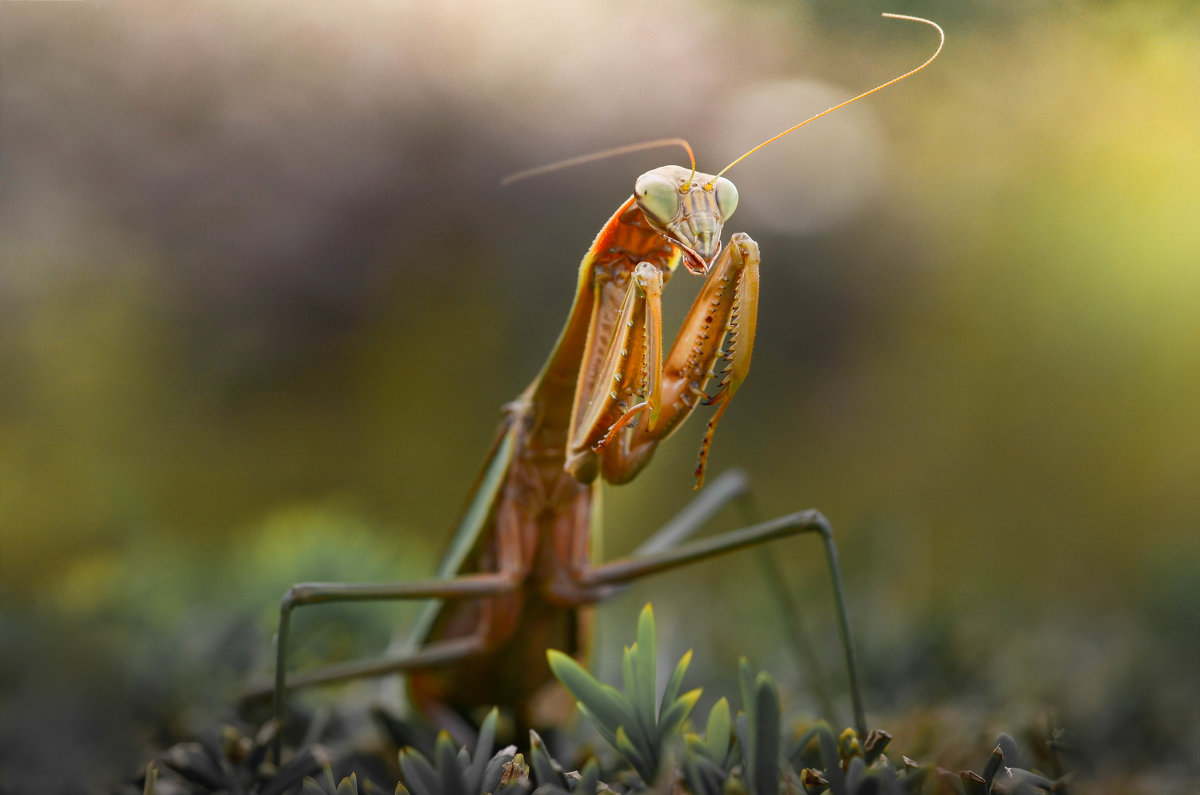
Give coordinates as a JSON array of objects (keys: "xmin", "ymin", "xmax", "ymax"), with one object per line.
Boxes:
[
  {"xmin": 583, "ymin": 506, "xmax": 867, "ymax": 736},
  {"xmin": 260, "ymin": 571, "xmax": 520, "ymax": 762},
  {"xmin": 627, "ymin": 470, "xmax": 846, "ymax": 724},
  {"xmin": 732, "ymin": 488, "xmax": 839, "ymax": 728}
]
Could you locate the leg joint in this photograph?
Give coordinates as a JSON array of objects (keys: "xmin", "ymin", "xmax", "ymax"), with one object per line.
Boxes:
[
  {"xmin": 280, "ymin": 583, "xmax": 309, "ymax": 615},
  {"xmin": 796, "ymin": 508, "xmax": 834, "ymax": 540}
]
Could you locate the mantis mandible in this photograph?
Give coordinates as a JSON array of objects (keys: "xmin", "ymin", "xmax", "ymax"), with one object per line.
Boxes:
[{"xmin": 246, "ymin": 13, "xmax": 943, "ymax": 757}]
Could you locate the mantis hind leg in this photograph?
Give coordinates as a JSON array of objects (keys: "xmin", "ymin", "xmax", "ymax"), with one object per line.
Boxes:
[
  {"xmin": 578, "ymin": 475, "xmax": 866, "ymax": 736},
  {"xmin": 728, "ymin": 482, "xmax": 843, "ymax": 728}
]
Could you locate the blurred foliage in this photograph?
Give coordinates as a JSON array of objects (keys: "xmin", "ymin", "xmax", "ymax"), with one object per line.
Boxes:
[{"xmin": 1, "ymin": 0, "xmax": 1198, "ymax": 792}]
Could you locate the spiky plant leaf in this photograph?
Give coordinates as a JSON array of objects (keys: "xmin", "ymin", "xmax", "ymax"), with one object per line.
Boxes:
[
  {"xmin": 575, "ymin": 702, "xmax": 621, "ymax": 751},
  {"xmin": 660, "ymin": 649, "xmax": 692, "ymax": 718},
  {"xmin": 844, "ymin": 757, "xmax": 867, "ymax": 794},
  {"xmin": 734, "ymin": 712, "xmax": 751, "ymax": 784},
  {"xmin": 575, "ymin": 758, "xmax": 601, "ymax": 795},
  {"xmin": 1003, "ymin": 768, "xmax": 1057, "ymax": 792},
  {"xmin": 548, "ymin": 604, "xmax": 700, "ymax": 785},
  {"xmin": 683, "ymin": 754, "xmax": 726, "ymax": 795},
  {"xmin": 479, "ymin": 745, "xmax": 519, "ymax": 794},
  {"xmin": 657, "ymin": 687, "xmax": 702, "ymax": 747},
  {"xmin": 262, "ymin": 746, "xmax": 334, "ymax": 795},
  {"xmin": 619, "ymin": 644, "xmax": 651, "ymax": 750},
  {"xmin": 547, "ymin": 650, "xmax": 637, "ymax": 739},
  {"xmin": 491, "ymin": 751, "xmax": 530, "ymax": 792},
  {"xmin": 816, "ymin": 723, "xmax": 847, "ymax": 795},
  {"xmin": 702, "ymin": 697, "xmax": 732, "ymax": 767},
  {"xmin": 746, "ymin": 673, "xmax": 780, "ymax": 795},
  {"xmin": 614, "ymin": 725, "xmax": 654, "ymax": 783},
  {"xmin": 529, "ymin": 730, "xmax": 566, "ymax": 790},
  {"xmin": 634, "ymin": 604, "xmax": 658, "ymax": 734},
  {"xmin": 463, "ymin": 708, "xmax": 499, "ymax": 793},
  {"xmin": 981, "ymin": 745, "xmax": 1006, "ymax": 790},
  {"xmin": 434, "ymin": 732, "xmax": 467, "ymax": 795},
  {"xmin": 161, "ymin": 742, "xmax": 225, "ymax": 790},
  {"xmin": 399, "ymin": 747, "xmax": 440, "ymax": 795},
  {"xmin": 737, "ymin": 658, "xmax": 755, "ymax": 726}
]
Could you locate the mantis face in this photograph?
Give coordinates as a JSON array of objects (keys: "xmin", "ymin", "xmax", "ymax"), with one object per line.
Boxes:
[{"xmin": 634, "ymin": 165, "xmax": 739, "ymax": 275}]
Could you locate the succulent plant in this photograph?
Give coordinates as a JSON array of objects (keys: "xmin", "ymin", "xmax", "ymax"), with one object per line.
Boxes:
[
  {"xmin": 142, "ymin": 720, "xmax": 332, "ymax": 795},
  {"xmin": 298, "ymin": 769, "xmax": 367, "ymax": 795},
  {"xmin": 547, "ymin": 604, "xmax": 700, "ymax": 786},
  {"xmin": 129, "ymin": 602, "xmax": 1069, "ymax": 795}
]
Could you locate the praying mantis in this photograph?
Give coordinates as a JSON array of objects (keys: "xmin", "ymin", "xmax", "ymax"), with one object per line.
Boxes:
[{"xmin": 246, "ymin": 13, "xmax": 943, "ymax": 756}]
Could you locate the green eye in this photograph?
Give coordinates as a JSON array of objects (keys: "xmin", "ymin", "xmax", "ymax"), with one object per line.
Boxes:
[
  {"xmin": 634, "ymin": 173, "xmax": 680, "ymax": 225},
  {"xmin": 713, "ymin": 176, "xmax": 738, "ymax": 220}
]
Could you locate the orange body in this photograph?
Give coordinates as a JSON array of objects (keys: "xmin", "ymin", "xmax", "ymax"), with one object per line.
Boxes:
[{"xmin": 409, "ymin": 178, "xmax": 758, "ymax": 720}]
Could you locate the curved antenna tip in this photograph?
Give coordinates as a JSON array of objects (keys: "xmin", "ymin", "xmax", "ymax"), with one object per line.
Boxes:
[
  {"xmin": 715, "ymin": 13, "xmax": 944, "ymax": 178},
  {"xmin": 880, "ymin": 13, "xmax": 945, "ymax": 52}
]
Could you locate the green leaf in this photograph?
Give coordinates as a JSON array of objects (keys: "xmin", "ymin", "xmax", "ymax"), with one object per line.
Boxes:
[
  {"xmin": 575, "ymin": 757, "xmax": 601, "ymax": 795},
  {"xmin": 615, "ymin": 725, "xmax": 654, "ymax": 784},
  {"xmin": 818, "ymin": 724, "xmax": 847, "ymax": 795},
  {"xmin": 464, "ymin": 708, "xmax": 499, "ymax": 793},
  {"xmin": 734, "ymin": 712, "xmax": 751, "ymax": 786},
  {"xmin": 620, "ymin": 644, "xmax": 649, "ymax": 748},
  {"xmin": 142, "ymin": 762, "xmax": 157, "ymax": 795},
  {"xmin": 263, "ymin": 747, "xmax": 330, "ymax": 795},
  {"xmin": 336, "ymin": 773, "xmax": 359, "ymax": 795},
  {"xmin": 702, "ymin": 697, "xmax": 732, "ymax": 766},
  {"xmin": 399, "ymin": 748, "xmax": 439, "ymax": 795},
  {"xmin": 1006, "ymin": 768, "xmax": 1057, "ymax": 790},
  {"xmin": 737, "ymin": 658, "xmax": 755, "ymax": 721},
  {"xmin": 529, "ymin": 730, "xmax": 565, "ymax": 789},
  {"xmin": 748, "ymin": 674, "xmax": 780, "ymax": 795},
  {"xmin": 635, "ymin": 603, "xmax": 658, "ymax": 727},
  {"xmin": 548, "ymin": 650, "xmax": 637, "ymax": 737},
  {"xmin": 435, "ymin": 731, "xmax": 467, "ymax": 795},
  {"xmin": 660, "ymin": 649, "xmax": 693, "ymax": 718},
  {"xmin": 575, "ymin": 702, "xmax": 621, "ymax": 751},
  {"xmin": 980, "ymin": 745, "xmax": 1005, "ymax": 789},
  {"xmin": 479, "ymin": 748, "xmax": 516, "ymax": 794},
  {"xmin": 682, "ymin": 753, "xmax": 727, "ymax": 795},
  {"xmin": 657, "ymin": 687, "xmax": 702, "ymax": 745},
  {"xmin": 844, "ymin": 758, "xmax": 867, "ymax": 794}
]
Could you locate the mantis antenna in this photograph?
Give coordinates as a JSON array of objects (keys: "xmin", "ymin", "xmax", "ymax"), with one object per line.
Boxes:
[
  {"xmin": 501, "ymin": 138, "xmax": 696, "ymax": 187},
  {"xmin": 500, "ymin": 14, "xmax": 942, "ymax": 189},
  {"xmin": 711, "ymin": 13, "xmax": 943, "ymax": 181}
]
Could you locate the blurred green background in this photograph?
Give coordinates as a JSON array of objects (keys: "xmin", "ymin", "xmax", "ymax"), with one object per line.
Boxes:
[{"xmin": 2, "ymin": 0, "xmax": 1197, "ymax": 792}]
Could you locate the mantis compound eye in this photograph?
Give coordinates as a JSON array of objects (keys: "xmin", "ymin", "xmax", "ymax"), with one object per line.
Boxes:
[
  {"xmin": 634, "ymin": 172, "xmax": 682, "ymax": 226},
  {"xmin": 712, "ymin": 176, "xmax": 739, "ymax": 221}
]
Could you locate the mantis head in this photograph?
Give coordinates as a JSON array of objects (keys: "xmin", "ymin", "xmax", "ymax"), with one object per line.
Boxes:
[{"xmin": 634, "ymin": 165, "xmax": 738, "ymax": 275}]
